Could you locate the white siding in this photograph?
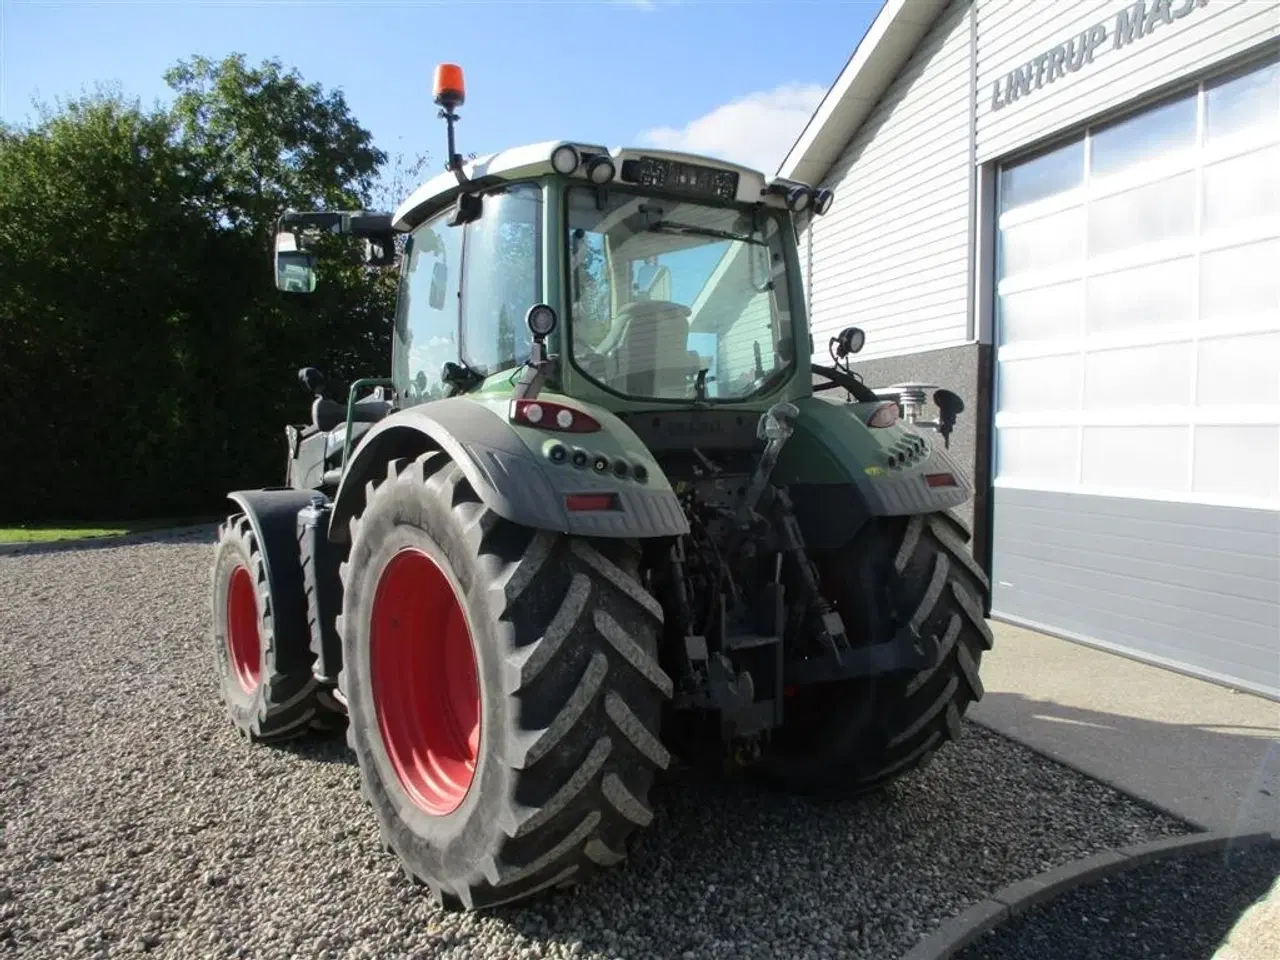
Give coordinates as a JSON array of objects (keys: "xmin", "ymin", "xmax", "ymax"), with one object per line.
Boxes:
[
  {"xmin": 806, "ymin": 0, "xmax": 974, "ymax": 362},
  {"xmin": 975, "ymin": 0, "xmax": 1280, "ymax": 163}
]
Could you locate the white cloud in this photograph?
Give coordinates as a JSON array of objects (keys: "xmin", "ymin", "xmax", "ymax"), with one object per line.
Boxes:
[{"xmin": 637, "ymin": 82, "xmax": 826, "ymax": 176}]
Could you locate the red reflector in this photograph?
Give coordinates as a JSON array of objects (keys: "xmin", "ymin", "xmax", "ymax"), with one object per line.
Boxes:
[
  {"xmin": 565, "ymin": 493, "xmax": 620, "ymax": 512},
  {"xmin": 510, "ymin": 399, "xmax": 601, "ymax": 433},
  {"xmin": 924, "ymin": 472, "xmax": 957, "ymax": 488},
  {"xmin": 866, "ymin": 401, "xmax": 899, "ymax": 429}
]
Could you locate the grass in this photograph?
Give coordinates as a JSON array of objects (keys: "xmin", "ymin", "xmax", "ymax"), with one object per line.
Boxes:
[{"xmin": 0, "ymin": 516, "xmax": 218, "ymax": 545}]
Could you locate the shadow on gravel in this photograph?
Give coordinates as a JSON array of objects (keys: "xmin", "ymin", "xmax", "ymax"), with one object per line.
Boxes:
[
  {"xmin": 974, "ymin": 691, "xmax": 1280, "ymax": 833},
  {"xmin": 275, "ymin": 732, "xmax": 357, "ymax": 767}
]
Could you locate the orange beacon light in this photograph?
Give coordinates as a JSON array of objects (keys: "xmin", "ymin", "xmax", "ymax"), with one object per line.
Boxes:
[{"xmin": 433, "ymin": 64, "xmax": 465, "ymax": 109}]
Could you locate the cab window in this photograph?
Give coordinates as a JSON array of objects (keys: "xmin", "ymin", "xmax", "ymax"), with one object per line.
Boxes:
[
  {"xmin": 392, "ymin": 213, "xmax": 462, "ymax": 406},
  {"xmin": 460, "ymin": 182, "xmax": 542, "ymax": 376}
]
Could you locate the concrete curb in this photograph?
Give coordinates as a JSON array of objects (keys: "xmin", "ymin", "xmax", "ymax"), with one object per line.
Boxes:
[
  {"xmin": 899, "ymin": 830, "xmax": 1280, "ymax": 960},
  {"xmin": 0, "ymin": 523, "xmax": 220, "ymax": 557}
]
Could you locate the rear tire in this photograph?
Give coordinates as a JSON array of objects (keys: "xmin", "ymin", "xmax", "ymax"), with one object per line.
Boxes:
[
  {"xmin": 755, "ymin": 511, "xmax": 993, "ymax": 795},
  {"xmin": 337, "ymin": 452, "xmax": 672, "ymax": 909},
  {"xmin": 211, "ymin": 514, "xmax": 339, "ymax": 742}
]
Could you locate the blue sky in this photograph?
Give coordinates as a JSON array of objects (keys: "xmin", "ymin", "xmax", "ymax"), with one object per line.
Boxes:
[{"xmin": 0, "ymin": 0, "xmax": 884, "ymax": 188}]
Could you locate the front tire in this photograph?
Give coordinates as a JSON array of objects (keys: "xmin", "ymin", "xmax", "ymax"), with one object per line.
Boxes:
[
  {"xmin": 210, "ymin": 514, "xmax": 337, "ymax": 742},
  {"xmin": 756, "ymin": 511, "xmax": 994, "ymax": 795},
  {"xmin": 338, "ymin": 452, "xmax": 672, "ymax": 909}
]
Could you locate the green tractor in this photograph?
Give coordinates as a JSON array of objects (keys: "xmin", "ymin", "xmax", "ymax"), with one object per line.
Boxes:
[{"xmin": 210, "ymin": 63, "xmax": 993, "ymax": 910}]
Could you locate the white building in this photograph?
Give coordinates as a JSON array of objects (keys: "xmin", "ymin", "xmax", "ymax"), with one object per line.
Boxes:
[{"xmin": 781, "ymin": 0, "xmax": 1279, "ymax": 699}]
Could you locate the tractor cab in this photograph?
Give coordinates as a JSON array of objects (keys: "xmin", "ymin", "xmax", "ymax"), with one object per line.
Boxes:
[{"xmin": 270, "ymin": 64, "xmax": 843, "ymax": 450}]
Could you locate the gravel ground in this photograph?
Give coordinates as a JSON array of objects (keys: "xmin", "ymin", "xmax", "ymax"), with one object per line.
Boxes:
[
  {"xmin": 0, "ymin": 534, "xmax": 1192, "ymax": 960},
  {"xmin": 954, "ymin": 843, "xmax": 1280, "ymax": 960}
]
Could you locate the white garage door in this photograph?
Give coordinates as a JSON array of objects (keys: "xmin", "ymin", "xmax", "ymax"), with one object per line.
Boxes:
[{"xmin": 990, "ymin": 53, "xmax": 1280, "ymax": 699}]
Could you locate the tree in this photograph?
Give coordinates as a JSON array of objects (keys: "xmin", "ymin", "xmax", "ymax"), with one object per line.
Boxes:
[
  {"xmin": 165, "ymin": 54, "xmax": 385, "ymax": 236},
  {"xmin": 0, "ymin": 55, "xmax": 400, "ymax": 524}
]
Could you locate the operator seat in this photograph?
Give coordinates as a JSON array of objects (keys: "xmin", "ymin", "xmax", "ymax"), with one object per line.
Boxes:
[{"xmin": 609, "ymin": 299, "xmax": 697, "ymax": 397}]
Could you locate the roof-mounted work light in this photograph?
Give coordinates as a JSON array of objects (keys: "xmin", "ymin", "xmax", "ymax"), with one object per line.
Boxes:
[
  {"xmin": 551, "ymin": 143, "xmax": 581, "ymax": 176},
  {"xmin": 585, "ymin": 154, "xmax": 616, "ymax": 184},
  {"xmin": 785, "ymin": 185, "xmax": 811, "ymax": 213}
]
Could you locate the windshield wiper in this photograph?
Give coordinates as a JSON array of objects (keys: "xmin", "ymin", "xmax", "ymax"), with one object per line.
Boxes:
[{"xmin": 648, "ymin": 221, "xmax": 766, "ymax": 246}]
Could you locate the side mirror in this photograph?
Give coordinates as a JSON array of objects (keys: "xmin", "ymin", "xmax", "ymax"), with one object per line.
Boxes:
[
  {"xmin": 276, "ymin": 250, "xmax": 317, "ymax": 293},
  {"xmin": 275, "ymin": 229, "xmax": 318, "ymax": 294},
  {"xmin": 429, "ymin": 261, "xmax": 448, "ymax": 310}
]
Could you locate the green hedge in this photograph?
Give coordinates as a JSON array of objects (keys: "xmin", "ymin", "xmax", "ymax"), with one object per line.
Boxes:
[{"xmin": 0, "ymin": 55, "xmax": 399, "ymax": 524}]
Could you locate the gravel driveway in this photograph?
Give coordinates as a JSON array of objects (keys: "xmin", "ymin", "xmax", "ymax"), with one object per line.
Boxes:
[{"xmin": 0, "ymin": 533, "xmax": 1191, "ymax": 960}]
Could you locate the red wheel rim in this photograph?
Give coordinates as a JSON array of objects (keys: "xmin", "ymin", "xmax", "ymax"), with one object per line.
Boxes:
[
  {"xmin": 370, "ymin": 547, "xmax": 480, "ymax": 816},
  {"xmin": 226, "ymin": 565, "xmax": 262, "ymax": 693}
]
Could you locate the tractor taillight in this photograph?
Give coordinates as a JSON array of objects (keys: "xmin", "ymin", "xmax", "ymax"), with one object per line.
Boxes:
[
  {"xmin": 565, "ymin": 493, "xmax": 621, "ymax": 512},
  {"xmin": 866, "ymin": 401, "xmax": 900, "ymax": 429},
  {"xmin": 509, "ymin": 399, "xmax": 601, "ymax": 433},
  {"xmin": 925, "ymin": 472, "xmax": 958, "ymax": 488}
]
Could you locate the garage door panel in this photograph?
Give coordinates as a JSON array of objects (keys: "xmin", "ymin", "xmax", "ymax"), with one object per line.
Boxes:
[
  {"xmin": 1205, "ymin": 58, "xmax": 1280, "ymax": 142},
  {"xmin": 995, "ymin": 426, "xmax": 1078, "ymax": 484},
  {"xmin": 992, "ymin": 567, "xmax": 1280, "ymax": 677},
  {"xmin": 1090, "ymin": 90, "xmax": 1197, "ymax": 180},
  {"xmin": 1193, "ymin": 426, "xmax": 1280, "ymax": 500},
  {"xmin": 1203, "ymin": 145, "xmax": 1280, "ymax": 230},
  {"xmin": 1196, "ymin": 331, "xmax": 1280, "ymax": 406},
  {"xmin": 1080, "ymin": 425, "xmax": 1190, "ymax": 492},
  {"xmin": 999, "ymin": 206, "xmax": 1084, "ymax": 279},
  {"xmin": 991, "ymin": 579, "xmax": 1280, "ymax": 699},
  {"xmin": 998, "ymin": 354, "xmax": 1081, "ymax": 412},
  {"xmin": 992, "ymin": 524, "xmax": 1280, "ymax": 616},
  {"xmin": 995, "ymin": 485, "xmax": 1280, "ymax": 556},
  {"xmin": 1088, "ymin": 171, "xmax": 1198, "ymax": 257},
  {"xmin": 1083, "ymin": 342, "xmax": 1194, "ymax": 408},
  {"xmin": 1200, "ymin": 238, "xmax": 1280, "ymax": 321},
  {"xmin": 991, "ymin": 517, "xmax": 1278, "ymax": 605},
  {"xmin": 990, "ymin": 488, "xmax": 1280, "ymax": 698},
  {"xmin": 997, "ymin": 280, "xmax": 1081, "ymax": 344},
  {"xmin": 1084, "ymin": 258, "xmax": 1197, "ymax": 334}
]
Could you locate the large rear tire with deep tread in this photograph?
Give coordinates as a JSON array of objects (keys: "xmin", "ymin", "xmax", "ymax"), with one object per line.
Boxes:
[
  {"xmin": 210, "ymin": 514, "xmax": 340, "ymax": 742},
  {"xmin": 337, "ymin": 451, "xmax": 672, "ymax": 910},
  {"xmin": 755, "ymin": 511, "xmax": 993, "ymax": 795}
]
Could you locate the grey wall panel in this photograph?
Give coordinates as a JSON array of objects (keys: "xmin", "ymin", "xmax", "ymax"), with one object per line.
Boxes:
[
  {"xmin": 974, "ymin": 0, "xmax": 1280, "ymax": 163},
  {"xmin": 840, "ymin": 342, "xmax": 990, "ymax": 553},
  {"xmin": 806, "ymin": 0, "xmax": 974, "ymax": 361},
  {"xmin": 991, "ymin": 486, "xmax": 1280, "ymax": 699}
]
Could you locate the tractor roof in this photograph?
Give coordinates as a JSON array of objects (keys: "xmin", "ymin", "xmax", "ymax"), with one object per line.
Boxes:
[{"xmin": 392, "ymin": 141, "xmax": 809, "ymax": 233}]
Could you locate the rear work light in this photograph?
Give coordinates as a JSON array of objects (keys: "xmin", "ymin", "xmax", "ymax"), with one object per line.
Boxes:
[
  {"xmin": 510, "ymin": 399, "xmax": 601, "ymax": 433},
  {"xmin": 565, "ymin": 493, "xmax": 621, "ymax": 512},
  {"xmin": 866, "ymin": 401, "xmax": 900, "ymax": 429}
]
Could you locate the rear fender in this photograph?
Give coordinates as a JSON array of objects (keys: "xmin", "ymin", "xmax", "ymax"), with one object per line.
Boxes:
[
  {"xmin": 771, "ymin": 395, "xmax": 973, "ymax": 547},
  {"xmin": 327, "ymin": 394, "xmax": 690, "ymax": 543}
]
